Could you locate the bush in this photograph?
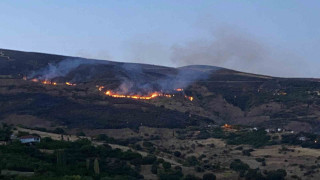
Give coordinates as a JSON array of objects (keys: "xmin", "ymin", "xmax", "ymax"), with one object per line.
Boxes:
[
  {"xmin": 158, "ymin": 169, "xmax": 183, "ymax": 180},
  {"xmin": 194, "ymin": 166, "xmax": 204, "ymax": 172},
  {"xmin": 183, "ymin": 174, "xmax": 200, "ymax": 180},
  {"xmin": 255, "ymin": 158, "xmax": 265, "ymax": 162},
  {"xmin": 174, "ymin": 166, "xmax": 182, "ymax": 172},
  {"xmin": 245, "ymin": 169, "xmax": 264, "ymax": 180},
  {"xmin": 142, "ymin": 154, "xmax": 157, "ymax": 165},
  {"xmin": 53, "ymin": 128, "xmax": 65, "ymax": 134},
  {"xmin": 203, "ymin": 173, "xmax": 216, "ymax": 180},
  {"xmin": 157, "ymin": 158, "xmax": 165, "ymax": 164},
  {"xmin": 174, "ymin": 151, "xmax": 182, "ymax": 157},
  {"xmin": 151, "ymin": 163, "xmax": 158, "ymax": 174},
  {"xmin": 184, "ymin": 156, "xmax": 199, "ymax": 166},
  {"xmin": 143, "ymin": 141, "xmax": 153, "ymax": 148},
  {"xmin": 162, "ymin": 162, "xmax": 171, "ymax": 170},
  {"xmin": 230, "ymin": 159, "xmax": 249, "ymax": 172},
  {"xmin": 266, "ymin": 169, "xmax": 287, "ymax": 180},
  {"xmin": 76, "ymin": 132, "xmax": 86, "ymax": 136}
]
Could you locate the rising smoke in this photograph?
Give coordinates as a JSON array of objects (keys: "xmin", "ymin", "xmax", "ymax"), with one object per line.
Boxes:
[
  {"xmin": 28, "ymin": 58, "xmax": 108, "ymax": 81},
  {"xmin": 170, "ymin": 27, "xmax": 306, "ymax": 77}
]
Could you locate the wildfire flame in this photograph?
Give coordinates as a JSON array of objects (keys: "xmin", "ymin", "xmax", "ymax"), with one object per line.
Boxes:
[
  {"xmin": 65, "ymin": 82, "xmax": 76, "ymax": 86},
  {"xmin": 27, "ymin": 78, "xmax": 194, "ymax": 102},
  {"xmin": 186, "ymin": 96, "xmax": 193, "ymax": 101},
  {"xmin": 28, "ymin": 78, "xmax": 74, "ymax": 87},
  {"xmin": 99, "ymin": 86, "xmax": 192, "ymax": 101},
  {"xmin": 104, "ymin": 90, "xmax": 167, "ymax": 100}
]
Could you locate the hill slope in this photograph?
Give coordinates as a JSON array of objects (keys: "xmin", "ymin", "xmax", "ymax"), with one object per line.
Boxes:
[{"xmin": 0, "ymin": 48, "xmax": 320, "ymax": 133}]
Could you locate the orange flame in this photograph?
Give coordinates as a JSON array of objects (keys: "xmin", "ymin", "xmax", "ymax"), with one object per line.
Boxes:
[
  {"xmin": 102, "ymin": 88, "xmax": 193, "ymax": 101},
  {"xmin": 104, "ymin": 90, "xmax": 163, "ymax": 100},
  {"xmin": 65, "ymin": 82, "xmax": 76, "ymax": 86}
]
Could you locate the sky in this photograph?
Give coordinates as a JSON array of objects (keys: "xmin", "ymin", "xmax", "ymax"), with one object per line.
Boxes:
[{"xmin": 0, "ymin": 0, "xmax": 319, "ymax": 77}]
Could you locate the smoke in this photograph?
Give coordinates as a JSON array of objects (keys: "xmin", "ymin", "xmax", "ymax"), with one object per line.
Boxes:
[
  {"xmin": 28, "ymin": 58, "xmax": 107, "ymax": 81},
  {"xmin": 116, "ymin": 63, "xmax": 219, "ymax": 94},
  {"xmin": 171, "ymin": 27, "xmax": 306, "ymax": 77}
]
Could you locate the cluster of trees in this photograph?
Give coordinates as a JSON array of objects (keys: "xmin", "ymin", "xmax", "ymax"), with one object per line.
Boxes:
[
  {"xmin": 0, "ymin": 137, "xmax": 144, "ymax": 179},
  {"xmin": 230, "ymin": 159, "xmax": 287, "ymax": 180},
  {"xmin": 195, "ymin": 127, "xmax": 271, "ymax": 148},
  {"xmin": 282, "ymin": 132, "xmax": 320, "ymax": 149},
  {"xmin": 0, "ymin": 123, "xmax": 12, "ymax": 141},
  {"xmin": 226, "ymin": 129, "xmax": 271, "ymax": 148}
]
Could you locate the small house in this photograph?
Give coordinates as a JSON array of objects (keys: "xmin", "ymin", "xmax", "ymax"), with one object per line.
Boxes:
[
  {"xmin": 298, "ymin": 136, "xmax": 307, "ymax": 141},
  {"xmin": 19, "ymin": 135, "xmax": 41, "ymax": 144}
]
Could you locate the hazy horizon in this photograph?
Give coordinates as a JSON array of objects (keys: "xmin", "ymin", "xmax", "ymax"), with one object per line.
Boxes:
[{"xmin": 1, "ymin": 1, "xmax": 319, "ymax": 78}]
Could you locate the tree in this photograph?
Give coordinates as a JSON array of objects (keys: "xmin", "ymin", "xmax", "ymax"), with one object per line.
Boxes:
[
  {"xmin": 94, "ymin": 158, "xmax": 100, "ymax": 175},
  {"xmin": 174, "ymin": 151, "xmax": 182, "ymax": 157},
  {"xmin": 230, "ymin": 159, "xmax": 249, "ymax": 172},
  {"xmin": 56, "ymin": 149, "xmax": 66, "ymax": 166},
  {"xmin": 86, "ymin": 158, "xmax": 90, "ymax": 170},
  {"xmin": 266, "ymin": 169, "xmax": 287, "ymax": 180},
  {"xmin": 162, "ymin": 162, "xmax": 171, "ymax": 170},
  {"xmin": 76, "ymin": 131, "xmax": 86, "ymax": 137},
  {"xmin": 53, "ymin": 128, "xmax": 65, "ymax": 134},
  {"xmin": 203, "ymin": 173, "xmax": 216, "ymax": 180},
  {"xmin": 183, "ymin": 174, "xmax": 200, "ymax": 180},
  {"xmin": 151, "ymin": 163, "xmax": 158, "ymax": 174}
]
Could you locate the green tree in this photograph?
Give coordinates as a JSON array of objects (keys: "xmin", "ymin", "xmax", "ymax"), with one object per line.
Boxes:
[
  {"xmin": 203, "ymin": 173, "xmax": 216, "ymax": 180},
  {"xmin": 94, "ymin": 158, "xmax": 100, "ymax": 175},
  {"xmin": 266, "ymin": 169, "xmax": 287, "ymax": 180},
  {"xmin": 162, "ymin": 162, "xmax": 171, "ymax": 170},
  {"xmin": 151, "ymin": 163, "xmax": 158, "ymax": 174},
  {"xmin": 86, "ymin": 158, "xmax": 90, "ymax": 170},
  {"xmin": 56, "ymin": 149, "xmax": 66, "ymax": 166}
]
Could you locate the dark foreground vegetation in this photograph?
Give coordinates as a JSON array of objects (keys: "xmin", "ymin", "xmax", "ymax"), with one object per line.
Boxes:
[{"xmin": 0, "ymin": 138, "xmax": 145, "ymax": 180}]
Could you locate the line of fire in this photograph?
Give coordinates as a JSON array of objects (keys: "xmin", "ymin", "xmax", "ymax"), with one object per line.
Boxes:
[
  {"xmin": 97, "ymin": 86, "xmax": 194, "ymax": 101},
  {"xmin": 24, "ymin": 76, "xmax": 193, "ymax": 101}
]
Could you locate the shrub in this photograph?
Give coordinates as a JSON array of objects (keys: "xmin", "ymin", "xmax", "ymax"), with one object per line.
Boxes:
[
  {"xmin": 158, "ymin": 169, "xmax": 183, "ymax": 180},
  {"xmin": 151, "ymin": 163, "xmax": 158, "ymax": 174},
  {"xmin": 183, "ymin": 174, "xmax": 200, "ymax": 180},
  {"xmin": 76, "ymin": 132, "xmax": 86, "ymax": 136},
  {"xmin": 142, "ymin": 154, "xmax": 157, "ymax": 165},
  {"xmin": 174, "ymin": 166, "xmax": 182, "ymax": 172},
  {"xmin": 53, "ymin": 128, "xmax": 65, "ymax": 134},
  {"xmin": 203, "ymin": 173, "xmax": 216, "ymax": 180},
  {"xmin": 174, "ymin": 151, "xmax": 182, "ymax": 157},
  {"xmin": 184, "ymin": 156, "xmax": 199, "ymax": 166},
  {"xmin": 162, "ymin": 162, "xmax": 171, "ymax": 170},
  {"xmin": 266, "ymin": 169, "xmax": 287, "ymax": 180},
  {"xmin": 245, "ymin": 169, "xmax": 264, "ymax": 180},
  {"xmin": 230, "ymin": 159, "xmax": 249, "ymax": 172}
]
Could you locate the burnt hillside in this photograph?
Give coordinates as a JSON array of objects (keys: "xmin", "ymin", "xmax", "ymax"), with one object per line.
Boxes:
[{"xmin": 0, "ymin": 48, "xmax": 320, "ymax": 133}]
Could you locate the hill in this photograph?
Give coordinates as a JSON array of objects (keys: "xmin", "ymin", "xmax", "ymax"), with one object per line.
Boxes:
[{"xmin": 1, "ymin": 48, "xmax": 320, "ymax": 133}]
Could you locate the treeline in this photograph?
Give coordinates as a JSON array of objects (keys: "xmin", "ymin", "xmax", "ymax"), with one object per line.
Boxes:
[
  {"xmin": 230, "ymin": 159, "xmax": 287, "ymax": 180},
  {"xmin": 193, "ymin": 128, "xmax": 271, "ymax": 148},
  {"xmin": 0, "ymin": 138, "xmax": 144, "ymax": 179},
  {"xmin": 282, "ymin": 132, "xmax": 320, "ymax": 149}
]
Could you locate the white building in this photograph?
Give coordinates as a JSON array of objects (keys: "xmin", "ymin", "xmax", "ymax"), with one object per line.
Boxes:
[{"xmin": 19, "ymin": 135, "xmax": 41, "ymax": 144}]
